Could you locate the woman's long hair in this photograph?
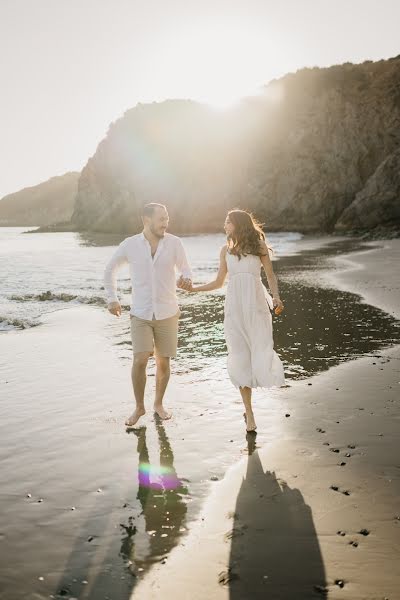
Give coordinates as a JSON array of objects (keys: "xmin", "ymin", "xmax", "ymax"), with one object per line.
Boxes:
[{"xmin": 226, "ymin": 209, "xmax": 274, "ymax": 260}]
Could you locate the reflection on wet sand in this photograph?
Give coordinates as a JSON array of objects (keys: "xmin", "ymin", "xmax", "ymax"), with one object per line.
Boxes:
[
  {"xmin": 52, "ymin": 420, "xmax": 188, "ymax": 600},
  {"xmin": 121, "ymin": 419, "xmax": 189, "ymax": 574}
]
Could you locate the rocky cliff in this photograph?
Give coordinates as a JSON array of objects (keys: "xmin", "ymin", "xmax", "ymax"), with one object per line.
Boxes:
[
  {"xmin": 0, "ymin": 172, "xmax": 79, "ymax": 226},
  {"xmin": 69, "ymin": 56, "xmax": 400, "ymax": 234}
]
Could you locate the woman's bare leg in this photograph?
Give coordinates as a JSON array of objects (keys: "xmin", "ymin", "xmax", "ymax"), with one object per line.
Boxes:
[{"xmin": 239, "ymin": 386, "xmax": 257, "ymax": 431}]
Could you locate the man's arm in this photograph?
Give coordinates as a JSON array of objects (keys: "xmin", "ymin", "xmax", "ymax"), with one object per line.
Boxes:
[
  {"xmin": 104, "ymin": 241, "xmax": 128, "ymax": 315},
  {"xmin": 175, "ymin": 238, "xmax": 192, "ymax": 289}
]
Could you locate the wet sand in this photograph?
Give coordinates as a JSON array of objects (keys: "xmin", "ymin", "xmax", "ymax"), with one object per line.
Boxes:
[
  {"xmin": 133, "ymin": 239, "xmax": 400, "ymax": 600},
  {"xmin": 1, "ymin": 237, "xmax": 399, "ymax": 600}
]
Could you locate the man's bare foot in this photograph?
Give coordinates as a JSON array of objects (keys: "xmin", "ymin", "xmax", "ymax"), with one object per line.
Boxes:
[
  {"xmin": 243, "ymin": 411, "xmax": 257, "ymax": 432},
  {"xmin": 125, "ymin": 408, "xmax": 146, "ymax": 427},
  {"xmin": 153, "ymin": 405, "xmax": 172, "ymax": 420}
]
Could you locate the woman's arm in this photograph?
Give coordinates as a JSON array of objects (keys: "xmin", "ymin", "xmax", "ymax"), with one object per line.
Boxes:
[
  {"xmin": 259, "ymin": 241, "xmax": 283, "ymax": 308},
  {"xmin": 190, "ymin": 246, "xmax": 228, "ymax": 292}
]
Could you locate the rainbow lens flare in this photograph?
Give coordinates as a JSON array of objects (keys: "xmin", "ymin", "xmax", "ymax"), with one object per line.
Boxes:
[{"xmin": 138, "ymin": 462, "xmax": 181, "ymax": 490}]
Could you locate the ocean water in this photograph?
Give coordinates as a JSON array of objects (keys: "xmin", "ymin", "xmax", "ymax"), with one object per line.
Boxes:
[
  {"xmin": 1, "ymin": 227, "xmax": 400, "ymax": 382},
  {"xmin": 0, "ymin": 228, "xmax": 301, "ymax": 330}
]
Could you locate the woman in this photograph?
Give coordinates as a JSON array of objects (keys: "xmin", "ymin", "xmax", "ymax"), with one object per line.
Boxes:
[{"xmin": 179, "ymin": 209, "xmax": 286, "ymax": 433}]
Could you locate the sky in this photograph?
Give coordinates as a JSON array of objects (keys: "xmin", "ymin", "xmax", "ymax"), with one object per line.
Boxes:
[{"xmin": 1, "ymin": 0, "xmax": 399, "ymax": 198}]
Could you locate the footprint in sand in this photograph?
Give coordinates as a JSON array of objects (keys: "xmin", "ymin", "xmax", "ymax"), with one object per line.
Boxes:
[
  {"xmin": 330, "ymin": 485, "xmax": 351, "ymax": 496},
  {"xmin": 224, "ymin": 527, "xmax": 246, "ymax": 541},
  {"xmin": 218, "ymin": 568, "xmax": 239, "ymax": 585}
]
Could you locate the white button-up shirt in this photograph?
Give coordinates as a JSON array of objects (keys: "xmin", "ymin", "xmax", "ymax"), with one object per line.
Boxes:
[{"xmin": 104, "ymin": 232, "xmax": 192, "ymax": 320}]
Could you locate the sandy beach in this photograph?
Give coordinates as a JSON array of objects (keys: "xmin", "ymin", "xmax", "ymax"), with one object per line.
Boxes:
[
  {"xmin": 133, "ymin": 239, "xmax": 400, "ymax": 600},
  {"xmin": 1, "ymin": 237, "xmax": 399, "ymax": 600}
]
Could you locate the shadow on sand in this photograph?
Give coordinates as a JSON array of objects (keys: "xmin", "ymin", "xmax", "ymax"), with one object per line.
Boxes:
[{"xmin": 227, "ymin": 435, "xmax": 327, "ymax": 600}]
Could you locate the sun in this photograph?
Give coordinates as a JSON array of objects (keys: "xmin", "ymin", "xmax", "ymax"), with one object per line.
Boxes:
[{"xmin": 148, "ymin": 22, "xmax": 275, "ymax": 110}]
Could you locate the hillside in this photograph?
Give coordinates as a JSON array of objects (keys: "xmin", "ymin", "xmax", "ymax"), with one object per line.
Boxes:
[
  {"xmin": 0, "ymin": 172, "xmax": 79, "ymax": 227},
  {"xmin": 25, "ymin": 57, "xmax": 400, "ymax": 234}
]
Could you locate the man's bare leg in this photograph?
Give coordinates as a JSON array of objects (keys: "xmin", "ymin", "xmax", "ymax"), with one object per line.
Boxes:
[
  {"xmin": 125, "ymin": 352, "xmax": 151, "ymax": 427},
  {"xmin": 154, "ymin": 355, "xmax": 172, "ymax": 420},
  {"xmin": 240, "ymin": 386, "xmax": 257, "ymax": 432}
]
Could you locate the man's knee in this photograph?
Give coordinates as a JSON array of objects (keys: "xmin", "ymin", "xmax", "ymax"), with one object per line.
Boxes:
[
  {"xmin": 156, "ymin": 356, "xmax": 170, "ymax": 375},
  {"xmin": 133, "ymin": 352, "xmax": 152, "ymax": 369}
]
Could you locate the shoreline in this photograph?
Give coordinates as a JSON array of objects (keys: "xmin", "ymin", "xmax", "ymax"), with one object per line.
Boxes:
[
  {"xmin": 132, "ymin": 239, "xmax": 400, "ymax": 600},
  {"xmin": 323, "ymin": 239, "xmax": 400, "ymax": 320}
]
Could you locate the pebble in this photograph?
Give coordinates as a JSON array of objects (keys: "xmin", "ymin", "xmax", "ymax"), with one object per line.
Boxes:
[
  {"xmin": 71, "ymin": 506, "xmax": 76, "ymax": 511},
  {"xmin": 337, "ymin": 530, "xmax": 346, "ymax": 536},
  {"xmin": 338, "ymin": 462, "xmax": 346, "ymax": 466},
  {"xmin": 285, "ymin": 413, "xmax": 290, "ymax": 417},
  {"xmin": 38, "ymin": 498, "xmax": 44, "ymax": 503},
  {"xmin": 38, "ymin": 576, "xmax": 44, "ymax": 581},
  {"xmin": 97, "ymin": 488, "xmax": 102, "ymax": 493},
  {"xmin": 330, "ymin": 448, "xmax": 340, "ymax": 453},
  {"xmin": 345, "ymin": 453, "xmax": 351, "ymax": 457},
  {"xmin": 334, "ymin": 579, "xmax": 345, "ymax": 588},
  {"xmin": 210, "ymin": 476, "xmax": 219, "ymax": 481},
  {"xmin": 87, "ymin": 536, "xmax": 94, "ymax": 542},
  {"xmin": 330, "ymin": 485, "xmax": 339, "ymax": 491},
  {"xmin": 347, "ymin": 444, "xmax": 356, "ymax": 449},
  {"xmin": 359, "ymin": 528, "xmax": 370, "ymax": 536}
]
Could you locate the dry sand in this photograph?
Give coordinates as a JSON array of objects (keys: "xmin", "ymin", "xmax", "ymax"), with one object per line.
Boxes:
[{"xmin": 132, "ymin": 239, "xmax": 400, "ymax": 600}]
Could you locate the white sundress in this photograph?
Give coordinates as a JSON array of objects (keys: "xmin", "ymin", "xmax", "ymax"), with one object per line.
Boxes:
[{"xmin": 224, "ymin": 251, "xmax": 286, "ymax": 389}]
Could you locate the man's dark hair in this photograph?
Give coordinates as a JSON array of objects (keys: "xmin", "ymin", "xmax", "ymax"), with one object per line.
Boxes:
[{"xmin": 141, "ymin": 203, "xmax": 167, "ymax": 218}]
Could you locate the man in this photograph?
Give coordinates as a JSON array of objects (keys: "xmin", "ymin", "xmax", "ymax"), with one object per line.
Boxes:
[{"xmin": 104, "ymin": 203, "xmax": 192, "ymax": 427}]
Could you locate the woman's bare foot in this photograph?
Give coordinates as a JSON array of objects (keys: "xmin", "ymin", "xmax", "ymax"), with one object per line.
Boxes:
[
  {"xmin": 154, "ymin": 405, "xmax": 172, "ymax": 420},
  {"xmin": 125, "ymin": 408, "xmax": 146, "ymax": 427},
  {"xmin": 243, "ymin": 411, "xmax": 257, "ymax": 432}
]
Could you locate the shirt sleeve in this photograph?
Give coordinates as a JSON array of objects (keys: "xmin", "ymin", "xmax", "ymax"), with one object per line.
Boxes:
[
  {"xmin": 175, "ymin": 238, "xmax": 192, "ymax": 280},
  {"xmin": 104, "ymin": 241, "xmax": 129, "ymax": 304}
]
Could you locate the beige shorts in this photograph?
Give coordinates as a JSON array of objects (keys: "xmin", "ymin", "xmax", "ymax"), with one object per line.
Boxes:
[{"xmin": 130, "ymin": 311, "xmax": 181, "ymax": 358}]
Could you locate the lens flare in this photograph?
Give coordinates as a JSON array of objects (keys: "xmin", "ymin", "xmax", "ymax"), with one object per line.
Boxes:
[{"xmin": 138, "ymin": 462, "xmax": 181, "ymax": 490}]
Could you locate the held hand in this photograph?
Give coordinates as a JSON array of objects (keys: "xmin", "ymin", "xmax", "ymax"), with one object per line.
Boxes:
[
  {"xmin": 177, "ymin": 276, "xmax": 193, "ymax": 292},
  {"xmin": 108, "ymin": 301, "xmax": 122, "ymax": 317},
  {"xmin": 272, "ymin": 296, "xmax": 284, "ymax": 315}
]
